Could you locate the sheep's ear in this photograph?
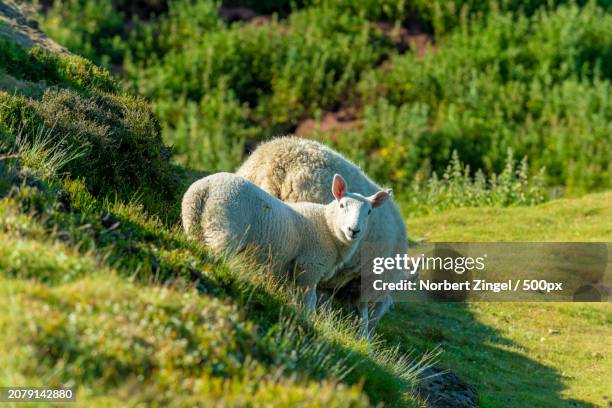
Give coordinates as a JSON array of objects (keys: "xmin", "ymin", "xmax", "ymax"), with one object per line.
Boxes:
[
  {"xmin": 370, "ymin": 189, "xmax": 391, "ymax": 208},
  {"xmin": 332, "ymin": 174, "xmax": 347, "ymax": 200}
]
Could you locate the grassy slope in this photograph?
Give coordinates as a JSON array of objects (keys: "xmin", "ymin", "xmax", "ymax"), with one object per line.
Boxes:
[
  {"xmin": 0, "ymin": 13, "xmax": 427, "ymax": 406},
  {"xmin": 0, "ymin": 177, "xmax": 429, "ymax": 407},
  {"xmin": 378, "ymin": 192, "xmax": 612, "ymax": 407}
]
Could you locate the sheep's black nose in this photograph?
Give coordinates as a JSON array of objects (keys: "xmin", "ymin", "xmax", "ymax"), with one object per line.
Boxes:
[{"xmin": 348, "ymin": 227, "xmax": 360, "ymax": 236}]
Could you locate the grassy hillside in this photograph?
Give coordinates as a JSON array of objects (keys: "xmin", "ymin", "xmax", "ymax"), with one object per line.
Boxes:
[
  {"xmin": 0, "ymin": 157, "xmax": 436, "ymax": 407},
  {"xmin": 382, "ymin": 193, "xmax": 612, "ymax": 407},
  {"xmin": 2, "ymin": 1, "xmax": 610, "ymax": 407},
  {"xmin": 0, "ymin": 4, "xmax": 432, "ymax": 406}
]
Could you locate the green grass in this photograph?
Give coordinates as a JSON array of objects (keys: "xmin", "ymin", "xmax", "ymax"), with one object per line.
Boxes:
[
  {"xmin": 0, "ymin": 156, "xmax": 433, "ymax": 406},
  {"xmin": 408, "ymin": 190, "xmax": 612, "ymax": 241},
  {"xmin": 3, "ymin": 150, "xmax": 608, "ymax": 407},
  {"xmin": 2, "ymin": 3, "xmax": 610, "ymax": 406},
  {"xmin": 0, "ymin": 274, "xmax": 371, "ymax": 407},
  {"xmin": 382, "ymin": 302, "xmax": 611, "ymax": 407},
  {"xmin": 377, "ymin": 192, "xmax": 612, "ymax": 407}
]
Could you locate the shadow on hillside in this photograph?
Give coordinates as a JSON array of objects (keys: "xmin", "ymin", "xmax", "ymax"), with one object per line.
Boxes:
[{"xmin": 378, "ymin": 302, "xmax": 597, "ymax": 408}]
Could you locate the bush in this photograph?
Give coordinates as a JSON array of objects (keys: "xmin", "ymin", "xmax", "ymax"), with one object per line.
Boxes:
[
  {"xmin": 0, "ymin": 35, "xmax": 180, "ymax": 218},
  {"xmin": 158, "ymin": 88, "xmax": 256, "ymax": 172},
  {"xmin": 0, "ymin": 89, "xmax": 178, "ymax": 215},
  {"xmin": 358, "ymin": 2, "xmax": 612, "ymax": 192},
  {"xmin": 33, "ymin": 0, "xmax": 612, "ymax": 194},
  {"xmin": 0, "ymin": 36, "xmax": 118, "ymax": 93},
  {"xmin": 41, "ymin": 0, "xmax": 127, "ymax": 67},
  {"xmin": 398, "ymin": 150, "xmax": 547, "ymax": 216},
  {"xmin": 127, "ymin": 5, "xmax": 383, "ymax": 131}
]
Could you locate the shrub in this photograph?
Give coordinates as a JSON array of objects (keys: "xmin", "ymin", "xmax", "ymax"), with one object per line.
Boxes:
[
  {"xmin": 0, "ymin": 37, "xmax": 118, "ymax": 94},
  {"xmin": 127, "ymin": 5, "xmax": 383, "ymax": 131},
  {"xmin": 158, "ymin": 87, "xmax": 257, "ymax": 172},
  {"xmin": 397, "ymin": 150, "xmax": 547, "ymax": 216},
  {"xmin": 0, "ymin": 89, "xmax": 178, "ymax": 214},
  {"xmin": 126, "ymin": 0, "xmax": 222, "ymax": 59},
  {"xmin": 41, "ymin": 0, "xmax": 126, "ymax": 67},
  {"xmin": 0, "ymin": 34, "xmax": 180, "ymax": 218},
  {"xmin": 358, "ymin": 1, "xmax": 612, "ymax": 192}
]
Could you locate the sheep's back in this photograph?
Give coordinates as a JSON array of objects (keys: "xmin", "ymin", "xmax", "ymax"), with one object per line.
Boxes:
[
  {"xmin": 238, "ymin": 136, "xmax": 379, "ymax": 203},
  {"xmin": 182, "ymin": 172, "xmax": 302, "ymax": 268}
]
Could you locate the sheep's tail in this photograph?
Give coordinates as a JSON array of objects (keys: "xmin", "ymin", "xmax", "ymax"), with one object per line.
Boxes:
[{"xmin": 181, "ymin": 179, "xmax": 210, "ymax": 241}]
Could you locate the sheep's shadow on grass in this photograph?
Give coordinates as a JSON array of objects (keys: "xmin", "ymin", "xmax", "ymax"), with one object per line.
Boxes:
[{"xmin": 378, "ymin": 302, "xmax": 597, "ymax": 408}]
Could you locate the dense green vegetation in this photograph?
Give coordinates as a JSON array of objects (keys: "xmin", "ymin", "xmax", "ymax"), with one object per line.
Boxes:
[
  {"xmin": 354, "ymin": 2, "xmax": 611, "ymax": 192},
  {"xmin": 38, "ymin": 0, "xmax": 611, "ymax": 197},
  {"xmin": 0, "ymin": 35, "xmax": 179, "ymax": 219}
]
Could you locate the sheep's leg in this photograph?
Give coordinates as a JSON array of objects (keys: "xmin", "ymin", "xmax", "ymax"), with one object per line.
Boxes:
[
  {"xmin": 367, "ymin": 295, "xmax": 393, "ymax": 338},
  {"xmin": 293, "ymin": 257, "xmax": 322, "ymax": 311},
  {"xmin": 358, "ymin": 301, "xmax": 370, "ymax": 341},
  {"xmin": 303, "ymin": 285, "xmax": 318, "ymax": 310}
]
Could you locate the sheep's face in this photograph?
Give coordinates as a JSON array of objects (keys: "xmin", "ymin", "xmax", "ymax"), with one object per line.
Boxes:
[{"xmin": 331, "ymin": 174, "xmax": 391, "ymax": 244}]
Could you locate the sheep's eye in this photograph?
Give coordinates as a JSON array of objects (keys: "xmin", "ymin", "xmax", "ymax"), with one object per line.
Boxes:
[{"xmin": 339, "ymin": 203, "xmax": 344, "ymax": 208}]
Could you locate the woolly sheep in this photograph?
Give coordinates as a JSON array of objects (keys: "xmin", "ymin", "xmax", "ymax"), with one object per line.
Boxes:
[
  {"xmin": 237, "ymin": 136, "xmax": 408, "ymax": 340},
  {"xmin": 181, "ymin": 172, "xmax": 391, "ymax": 309}
]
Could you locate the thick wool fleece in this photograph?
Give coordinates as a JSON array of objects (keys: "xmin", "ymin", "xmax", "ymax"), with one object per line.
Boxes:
[
  {"xmin": 181, "ymin": 172, "xmax": 357, "ymax": 288},
  {"xmin": 237, "ymin": 137, "xmax": 408, "ymax": 338},
  {"xmin": 237, "ymin": 136, "xmax": 408, "ymax": 290}
]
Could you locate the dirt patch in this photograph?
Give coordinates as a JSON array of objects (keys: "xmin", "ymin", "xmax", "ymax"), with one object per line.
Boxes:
[
  {"xmin": 219, "ymin": 6, "xmax": 272, "ymax": 25},
  {"xmin": 0, "ymin": 1, "xmax": 67, "ymax": 54},
  {"xmin": 374, "ymin": 20, "xmax": 435, "ymax": 58},
  {"xmin": 295, "ymin": 108, "xmax": 362, "ymax": 141}
]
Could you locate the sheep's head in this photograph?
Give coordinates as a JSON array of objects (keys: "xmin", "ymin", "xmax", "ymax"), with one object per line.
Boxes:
[{"xmin": 329, "ymin": 174, "xmax": 391, "ymax": 245}]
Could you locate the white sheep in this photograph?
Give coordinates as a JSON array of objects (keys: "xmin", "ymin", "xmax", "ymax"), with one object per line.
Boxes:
[
  {"xmin": 181, "ymin": 172, "xmax": 390, "ymax": 310},
  {"xmin": 237, "ymin": 136, "xmax": 408, "ymax": 340}
]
